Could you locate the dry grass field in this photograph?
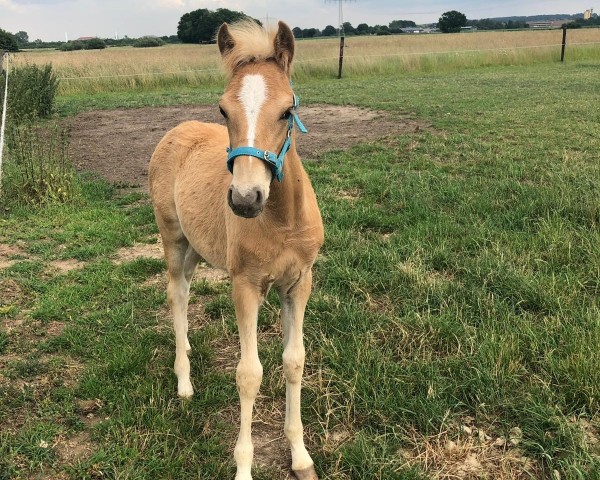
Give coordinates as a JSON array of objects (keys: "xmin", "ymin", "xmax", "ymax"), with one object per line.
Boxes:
[{"xmin": 13, "ymin": 28, "xmax": 600, "ymax": 94}]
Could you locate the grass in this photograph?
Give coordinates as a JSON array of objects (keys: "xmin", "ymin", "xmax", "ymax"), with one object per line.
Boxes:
[
  {"xmin": 1, "ymin": 43, "xmax": 599, "ymax": 479},
  {"xmin": 12, "ymin": 28, "xmax": 600, "ymax": 97}
]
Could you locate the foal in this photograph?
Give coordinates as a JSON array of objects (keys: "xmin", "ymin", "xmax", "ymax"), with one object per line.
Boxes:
[{"xmin": 149, "ymin": 20, "xmax": 323, "ymax": 480}]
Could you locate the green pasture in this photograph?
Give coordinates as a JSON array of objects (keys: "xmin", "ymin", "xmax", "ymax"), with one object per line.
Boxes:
[{"xmin": 1, "ymin": 56, "xmax": 599, "ymax": 479}]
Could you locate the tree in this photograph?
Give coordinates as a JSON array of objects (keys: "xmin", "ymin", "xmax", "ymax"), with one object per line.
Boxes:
[
  {"xmin": 467, "ymin": 18, "xmax": 504, "ymax": 30},
  {"xmin": 0, "ymin": 28, "xmax": 19, "ymax": 52},
  {"xmin": 341, "ymin": 21, "xmax": 355, "ymax": 35},
  {"xmin": 374, "ymin": 25, "xmax": 391, "ymax": 35},
  {"xmin": 355, "ymin": 23, "xmax": 371, "ymax": 35},
  {"xmin": 389, "ymin": 19, "xmax": 416, "ymax": 33},
  {"xmin": 438, "ymin": 10, "xmax": 467, "ymax": 33},
  {"xmin": 15, "ymin": 31, "xmax": 29, "ymax": 45},
  {"xmin": 302, "ymin": 28, "xmax": 318, "ymax": 38},
  {"xmin": 292, "ymin": 27, "xmax": 303, "ymax": 38},
  {"xmin": 322, "ymin": 25, "xmax": 337, "ymax": 36},
  {"xmin": 177, "ymin": 8, "xmax": 251, "ymax": 43}
]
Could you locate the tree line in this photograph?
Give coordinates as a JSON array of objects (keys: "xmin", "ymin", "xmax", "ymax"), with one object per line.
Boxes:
[
  {"xmin": 292, "ymin": 19, "xmax": 418, "ymax": 38},
  {"xmin": 0, "ymin": 28, "xmax": 182, "ymax": 51}
]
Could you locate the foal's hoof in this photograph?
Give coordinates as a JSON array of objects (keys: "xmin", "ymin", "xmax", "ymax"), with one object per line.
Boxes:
[
  {"xmin": 293, "ymin": 465, "xmax": 318, "ymax": 480},
  {"xmin": 177, "ymin": 379, "xmax": 194, "ymax": 399}
]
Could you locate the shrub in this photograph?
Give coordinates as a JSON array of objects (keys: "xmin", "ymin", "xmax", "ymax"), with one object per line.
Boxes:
[
  {"xmin": 1, "ymin": 121, "xmax": 78, "ymax": 206},
  {"xmin": 59, "ymin": 40, "xmax": 85, "ymax": 51},
  {"xmin": 0, "ymin": 64, "xmax": 70, "ymax": 206},
  {"xmin": 134, "ymin": 37, "xmax": 166, "ymax": 48},
  {"xmin": 0, "ymin": 64, "xmax": 59, "ymax": 120},
  {"xmin": 85, "ymin": 38, "xmax": 106, "ymax": 50}
]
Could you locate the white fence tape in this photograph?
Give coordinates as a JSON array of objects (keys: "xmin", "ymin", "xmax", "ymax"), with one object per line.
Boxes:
[{"xmin": 0, "ymin": 52, "xmax": 9, "ymax": 193}]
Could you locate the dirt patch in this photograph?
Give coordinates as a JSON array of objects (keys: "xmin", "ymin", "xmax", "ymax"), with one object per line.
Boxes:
[
  {"xmin": 116, "ymin": 235, "xmax": 229, "ymax": 286},
  {"xmin": 195, "ymin": 264, "xmax": 229, "ymax": 283},
  {"xmin": 55, "ymin": 430, "xmax": 95, "ymax": 465},
  {"xmin": 337, "ymin": 187, "xmax": 362, "ymax": 202},
  {"xmin": 54, "ymin": 399, "xmax": 104, "ymax": 467},
  {"xmin": 0, "ymin": 278, "xmax": 23, "ymax": 306},
  {"xmin": 114, "ymin": 240, "xmax": 164, "ymax": 265},
  {"xmin": 0, "ymin": 243, "xmax": 27, "ymax": 269},
  {"xmin": 48, "ymin": 259, "xmax": 87, "ymax": 273},
  {"xmin": 69, "ymin": 104, "xmax": 427, "ymax": 187},
  {"xmin": 252, "ymin": 409, "xmax": 292, "ymax": 478},
  {"xmin": 401, "ymin": 418, "xmax": 543, "ymax": 479}
]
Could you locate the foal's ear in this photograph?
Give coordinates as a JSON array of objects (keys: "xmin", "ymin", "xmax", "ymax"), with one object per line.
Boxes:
[
  {"xmin": 217, "ymin": 23, "xmax": 235, "ymax": 57},
  {"xmin": 274, "ymin": 21, "xmax": 295, "ymax": 76}
]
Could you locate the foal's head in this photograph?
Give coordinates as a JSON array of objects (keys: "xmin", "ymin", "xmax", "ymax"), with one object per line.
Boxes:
[{"xmin": 217, "ymin": 20, "xmax": 296, "ymax": 218}]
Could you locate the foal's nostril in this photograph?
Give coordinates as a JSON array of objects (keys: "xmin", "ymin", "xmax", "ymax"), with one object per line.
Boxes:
[{"xmin": 255, "ymin": 189, "xmax": 263, "ymax": 205}]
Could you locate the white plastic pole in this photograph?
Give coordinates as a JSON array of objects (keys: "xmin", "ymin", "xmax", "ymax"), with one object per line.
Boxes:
[{"xmin": 0, "ymin": 52, "xmax": 9, "ymax": 195}]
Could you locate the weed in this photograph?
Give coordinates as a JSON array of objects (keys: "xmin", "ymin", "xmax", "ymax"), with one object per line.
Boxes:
[
  {"xmin": 0, "ymin": 332, "xmax": 8, "ymax": 354},
  {"xmin": 0, "ymin": 63, "xmax": 58, "ymax": 120},
  {"xmin": 2, "ymin": 120, "xmax": 78, "ymax": 206}
]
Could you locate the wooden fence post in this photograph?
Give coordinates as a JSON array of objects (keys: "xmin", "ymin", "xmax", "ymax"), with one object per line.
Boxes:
[
  {"xmin": 337, "ymin": 35, "xmax": 345, "ymax": 79},
  {"xmin": 561, "ymin": 26, "xmax": 567, "ymax": 62}
]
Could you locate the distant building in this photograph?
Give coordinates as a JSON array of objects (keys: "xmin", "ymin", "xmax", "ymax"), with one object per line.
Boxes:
[
  {"xmin": 527, "ymin": 20, "xmax": 567, "ymax": 29},
  {"xmin": 400, "ymin": 27, "xmax": 424, "ymax": 34},
  {"xmin": 460, "ymin": 26, "xmax": 478, "ymax": 32},
  {"xmin": 77, "ymin": 36, "xmax": 96, "ymax": 41},
  {"xmin": 584, "ymin": 9, "xmax": 594, "ymax": 20}
]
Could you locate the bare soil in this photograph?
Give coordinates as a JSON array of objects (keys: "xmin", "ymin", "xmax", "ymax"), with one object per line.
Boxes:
[{"xmin": 68, "ymin": 104, "xmax": 426, "ymax": 187}]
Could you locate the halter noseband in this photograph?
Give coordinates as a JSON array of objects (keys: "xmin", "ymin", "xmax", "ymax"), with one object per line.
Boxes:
[{"xmin": 226, "ymin": 92, "xmax": 308, "ymax": 182}]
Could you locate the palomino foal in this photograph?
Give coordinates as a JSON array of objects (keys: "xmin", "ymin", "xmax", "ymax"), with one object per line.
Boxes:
[{"xmin": 149, "ymin": 20, "xmax": 323, "ymax": 480}]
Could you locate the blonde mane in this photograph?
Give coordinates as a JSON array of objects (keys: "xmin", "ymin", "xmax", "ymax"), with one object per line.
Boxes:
[{"xmin": 219, "ymin": 20, "xmax": 281, "ymax": 74}]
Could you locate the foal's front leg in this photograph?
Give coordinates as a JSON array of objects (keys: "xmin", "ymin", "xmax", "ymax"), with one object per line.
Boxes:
[
  {"xmin": 280, "ymin": 270, "xmax": 318, "ymax": 480},
  {"xmin": 232, "ymin": 278, "xmax": 263, "ymax": 480}
]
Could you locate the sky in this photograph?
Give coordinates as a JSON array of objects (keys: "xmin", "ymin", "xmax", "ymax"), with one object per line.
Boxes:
[{"xmin": 0, "ymin": 0, "xmax": 594, "ymax": 42}]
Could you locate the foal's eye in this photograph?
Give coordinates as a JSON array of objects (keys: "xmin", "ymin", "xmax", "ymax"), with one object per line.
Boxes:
[
  {"xmin": 281, "ymin": 110, "xmax": 292, "ymax": 121},
  {"xmin": 219, "ymin": 106, "xmax": 228, "ymax": 119}
]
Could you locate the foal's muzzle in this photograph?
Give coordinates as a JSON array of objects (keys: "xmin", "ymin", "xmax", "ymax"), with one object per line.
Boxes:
[{"xmin": 228, "ymin": 185, "xmax": 265, "ymax": 218}]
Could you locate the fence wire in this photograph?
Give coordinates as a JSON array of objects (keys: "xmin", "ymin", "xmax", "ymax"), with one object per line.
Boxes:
[{"xmin": 55, "ymin": 40, "xmax": 600, "ymax": 81}]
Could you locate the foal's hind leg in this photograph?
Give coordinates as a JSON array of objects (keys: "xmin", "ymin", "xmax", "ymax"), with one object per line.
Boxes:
[
  {"xmin": 163, "ymin": 234, "xmax": 200, "ymax": 398},
  {"xmin": 280, "ymin": 270, "xmax": 318, "ymax": 480}
]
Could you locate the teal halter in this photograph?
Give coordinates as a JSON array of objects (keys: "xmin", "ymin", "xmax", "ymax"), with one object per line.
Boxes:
[{"xmin": 226, "ymin": 92, "xmax": 308, "ymax": 182}]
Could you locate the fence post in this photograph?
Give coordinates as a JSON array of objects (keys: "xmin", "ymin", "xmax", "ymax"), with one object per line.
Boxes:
[
  {"xmin": 0, "ymin": 50, "xmax": 9, "ymax": 197},
  {"xmin": 337, "ymin": 35, "xmax": 345, "ymax": 79},
  {"xmin": 561, "ymin": 26, "xmax": 567, "ymax": 62}
]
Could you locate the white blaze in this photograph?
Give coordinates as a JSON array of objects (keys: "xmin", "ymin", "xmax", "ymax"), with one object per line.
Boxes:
[{"xmin": 238, "ymin": 74, "xmax": 267, "ymax": 148}]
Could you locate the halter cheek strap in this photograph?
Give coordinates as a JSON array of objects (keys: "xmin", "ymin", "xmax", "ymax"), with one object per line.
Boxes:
[{"xmin": 226, "ymin": 93, "xmax": 308, "ymax": 182}]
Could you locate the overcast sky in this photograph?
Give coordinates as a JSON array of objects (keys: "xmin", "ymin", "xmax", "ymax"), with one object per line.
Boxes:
[{"xmin": 0, "ymin": 0, "xmax": 593, "ymax": 41}]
